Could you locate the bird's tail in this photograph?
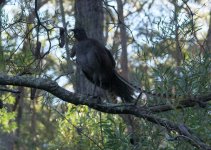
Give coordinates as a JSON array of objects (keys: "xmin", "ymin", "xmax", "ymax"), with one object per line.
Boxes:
[{"xmin": 111, "ymin": 71, "xmax": 134, "ymax": 102}]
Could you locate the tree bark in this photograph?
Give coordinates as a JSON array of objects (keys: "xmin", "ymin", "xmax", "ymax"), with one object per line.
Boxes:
[
  {"xmin": 58, "ymin": 0, "xmax": 73, "ymax": 76},
  {"xmin": 15, "ymin": 87, "xmax": 24, "ymax": 150},
  {"xmin": 206, "ymin": 10, "xmax": 211, "ymax": 52},
  {"xmin": 172, "ymin": 0, "xmax": 183, "ymax": 65},
  {"xmin": 117, "ymin": 0, "xmax": 129, "ymax": 79},
  {"xmin": 116, "ymin": 0, "xmax": 139, "ymax": 145},
  {"xmin": 74, "ymin": 0, "xmax": 104, "ymax": 95}
]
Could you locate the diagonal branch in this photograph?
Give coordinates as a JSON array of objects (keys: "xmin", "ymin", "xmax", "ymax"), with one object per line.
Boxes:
[{"xmin": 0, "ymin": 73, "xmax": 210, "ymax": 149}]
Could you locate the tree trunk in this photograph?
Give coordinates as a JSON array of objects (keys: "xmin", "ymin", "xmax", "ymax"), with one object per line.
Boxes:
[
  {"xmin": 58, "ymin": 0, "xmax": 73, "ymax": 76},
  {"xmin": 74, "ymin": 0, "xmax": 104, "ymax": 95},
  {"xmin": 0, "ymin": 2, "xmax": 5, "ymax": 71},
  {"xmin": 15, "ymin": 87, "xmax": 24, "ymax": 150},
  {"xmin": 116, "ymin": 0, "xmax": 139, "ymax": 146},
  {"xmin": 206, "ymin": 10, "xmax": 211, "ymax": 52},
  {"xmin": 172, "ymin": 0, "xmax": 183, "ymax": 65},
  {"xmin": 117, "ymin": 0, "xmax": 129, "ymax": 79}
]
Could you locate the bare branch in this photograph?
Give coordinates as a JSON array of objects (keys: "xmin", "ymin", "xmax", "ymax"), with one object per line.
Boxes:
[
  {"xmin": 34, "ymin": 0, "xmax": 52, "ymax": 57},
  {"xmin": 149, "ymin": 94, "xmax": 211, "ymax": 113},
  {"xmin": 0, "ymin": 88, "xmax": 20, "ymax": 94}
]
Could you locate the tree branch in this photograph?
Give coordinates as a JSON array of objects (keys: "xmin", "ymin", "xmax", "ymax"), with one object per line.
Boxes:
[
  {"xmin": 149, "ymin": 94, "xmax": 211, "ymax": 113},
  {"xmin": 0, "ymin": 88, "xmax": 20, "ymax": 93},
  {"xmin": 0, "ymin": 73, "xmax": 210, "ymax": 149}
]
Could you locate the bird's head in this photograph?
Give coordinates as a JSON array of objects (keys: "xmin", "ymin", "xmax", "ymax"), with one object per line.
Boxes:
[{"xmin": 71, "ymin": 28, "xmax": 88, "ymax": 41}]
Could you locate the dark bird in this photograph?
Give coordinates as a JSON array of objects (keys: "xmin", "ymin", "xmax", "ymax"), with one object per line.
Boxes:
[{"xmin": 71, "ymin": 28, "xmax": 134, "ymax": 102}]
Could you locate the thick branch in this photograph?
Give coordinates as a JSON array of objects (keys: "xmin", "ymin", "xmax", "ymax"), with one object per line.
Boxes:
[{"xmin": 0, "ymin": 74, "xmax": 210, "ymax": 149}]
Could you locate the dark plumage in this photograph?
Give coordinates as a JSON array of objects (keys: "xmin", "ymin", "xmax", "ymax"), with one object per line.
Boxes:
[{"xmin": 71, "ymin": 28, "xmax": 133, "ymax": 102}]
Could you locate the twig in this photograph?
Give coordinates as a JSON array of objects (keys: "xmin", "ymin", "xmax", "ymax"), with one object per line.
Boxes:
[
  {"xmin": 34, "ymin": 0, "xmax": 52, "ymax": 58},
  {"xmin": 0, "ymin": 88, "xmax": 20, "ymax": 93}
]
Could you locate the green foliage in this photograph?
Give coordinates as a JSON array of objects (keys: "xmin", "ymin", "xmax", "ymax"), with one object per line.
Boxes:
[
  {"xmin": 0, "ymin": 94, "xmax": 17, "ymax": 132},
  {"xmin": 0, "ymin": 108, "xmax": 17, "ymax": 132},
  {"xmin": 44, "ymin": 105, "xmax": 131, "ymax": 150}
]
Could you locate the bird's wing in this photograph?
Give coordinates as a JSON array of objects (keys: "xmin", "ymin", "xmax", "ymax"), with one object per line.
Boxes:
[
  {"xmin": 89, "ymin": 39, "xmax": 116, "ymax": 69},
  {"xmin": 105, "ymin": 48, "xmax": 116, "ymax": 68}
]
